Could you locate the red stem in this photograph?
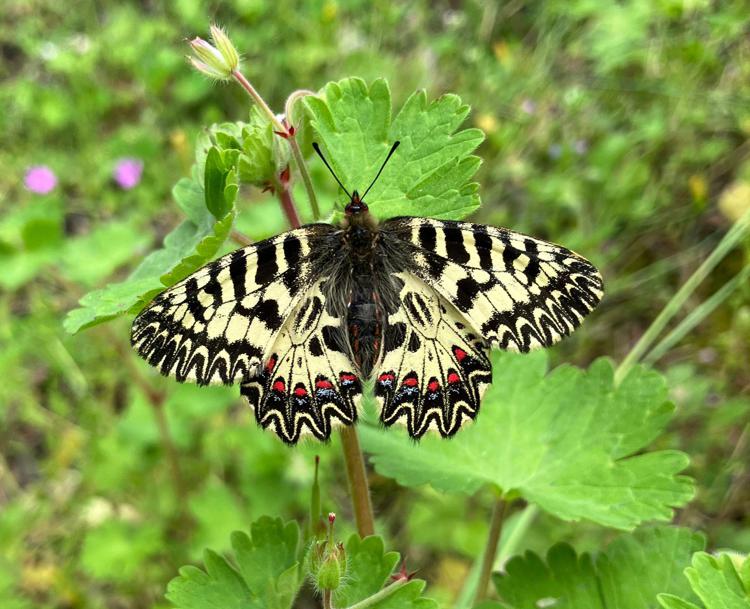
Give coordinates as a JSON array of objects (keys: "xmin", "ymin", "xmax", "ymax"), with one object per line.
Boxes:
[{"xmin": 279, "ymin": 181, "xmax": 302, "ymax": 229}]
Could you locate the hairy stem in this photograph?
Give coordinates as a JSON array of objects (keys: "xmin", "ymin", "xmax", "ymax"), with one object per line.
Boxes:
[
  {"xmin": 232, "ymin": 70, "xmax": 286, "ymax": 132},
  {"xmin": 340, "ymin": 426, "xmax": 375, "ymax": 537},
  {"xmin": 323, "ymin": 590, "xmax": 332, "ymax": 609},
  {"xmin": 475, "ymin": 497, "xmax": 507, "ymax": 604}
]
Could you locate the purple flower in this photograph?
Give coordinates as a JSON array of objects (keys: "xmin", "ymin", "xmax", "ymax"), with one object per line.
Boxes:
[
  {"xmin": 574, "ymin": 139, "xmax": 588, "ymax": 155},
  {"xmin": 548, "ymin": 144, "xmax": 562, "ymax": 159},
  {"xmin": 24, "ymin": 165, "xmax": 58, "ymax": 194},
  {"xmin": 113, "ymin": 158, "xmax": 143, "ymax": 190}
]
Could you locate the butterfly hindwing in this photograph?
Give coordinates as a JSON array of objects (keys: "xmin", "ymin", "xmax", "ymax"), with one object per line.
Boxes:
[
  {"xmin": 381, "ymin": 217, "xmax": 603, "ymax": 352},
  {"xmin": 374, "ymin": 272, "xmax": 492, "ymax": 438},
  {"xmin": 241, "ymin": 278, "xmax": 362, "ymax": 443},
  {"xmin": 130, "ymin": 224, "xmax": 337, "ymax": 386}
]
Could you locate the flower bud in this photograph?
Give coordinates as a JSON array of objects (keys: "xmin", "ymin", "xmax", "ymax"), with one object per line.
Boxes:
[
  {"xmin": 188, "ymin": 25, "xmax": 239, "ymax": 80},
  {"xmin": 315, "ymin": 544, "xmax": 346, "ymax": 590},
  {"xmin": 306, "ymin": 512, "xmax": 347, "ymax": 592}
]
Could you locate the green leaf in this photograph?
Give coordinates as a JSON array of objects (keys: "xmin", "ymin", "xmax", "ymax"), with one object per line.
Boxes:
[
  {"xmin": 658, "ymin": 553, "xmax": 750, "ymax": 609},
  {"xmin": 305, "ymin": 77, "xmax": 484, "ymax": 220},
  {"xmin": 359, "ymin": 351, "xmax": 695, "ymax": 530},
  {"xmin": 334, "ymin": 535, "xmax": 400, "ymax": 606},
  {"xmin": 495, "ymin": 526, "xmax": 705, "ymax": 609},
  {"xmin": 237, "ymin": 108, "xmax": 291, "ymax": 187},
  {"xmin": 334, "ymin": 535, "xmax": 437, "ymax": 609},
  {"xmin": 159, "ymin": 211, "xmax": 235, "ymax": 287},
  {"xmin": 64, "ymin": 189, "xmax": 235, "ymax": 334},
  {"xmin": 204, "ymin": 147, "xmax": 231, "ymax": 220},
  {"xmin": 166, "ymin": 516, "xmax": 300, "ymax": 609}
]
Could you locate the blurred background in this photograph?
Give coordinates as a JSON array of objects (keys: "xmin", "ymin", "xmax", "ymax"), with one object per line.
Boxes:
[{"xmin": 1, "ymin": 1, "xmax": 749, "ymax": 607}]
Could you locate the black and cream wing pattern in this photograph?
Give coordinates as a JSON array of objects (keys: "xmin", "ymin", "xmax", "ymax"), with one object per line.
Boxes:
[
  {"xmin": 370, "ymin": 217, "xmax": 603, "ymax": 437},
  {"xmin": 130, "ymin": 224, "xmax": 363, "ymax": 443},
  {"xmin": 381, "ymin": 217, "xmax": 603, "ymax": 352},
  {"xmin": 131, "ymin": 212, "xmax": 602, "ymax": 444}
]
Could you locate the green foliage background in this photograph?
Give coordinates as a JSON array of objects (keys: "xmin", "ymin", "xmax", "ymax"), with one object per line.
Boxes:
[{"xmin": 1, "ymin": 1, "xmax": 749, "ymax": 608}]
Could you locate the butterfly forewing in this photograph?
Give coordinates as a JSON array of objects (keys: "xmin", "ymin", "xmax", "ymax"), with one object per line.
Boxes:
[
  {"xmin": 241, "ymin": 278, "xmax": 362, "ymax": 444},
  {"xmin": 374, "ymin": 271, "xmax": 492, "ymax": 438},
  {"xmin": 381, "ymin": 217, "xmax": 604, "ymax": 353},
  {"xmin": 130, "ymin": 224, "xmax": 337, "ymax": 386}
]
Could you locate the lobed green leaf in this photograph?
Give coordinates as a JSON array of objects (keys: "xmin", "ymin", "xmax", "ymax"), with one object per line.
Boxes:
[
  {"xmin": 165, "ymin": 516, "xmax": 300, "ymax": 609},
  {"xmin": 359, "ymin": 351, "xmax": 695, "ymax": 530},
  {"xmin": 305, "ymin": 77, "xmax": 484, "ymax": 220},
  {"xmin": 658, "ymin": 553, "xmax": 750, "ymax": 609},
  {"xmin": 495, "ymin": 526, "xmax": 705, "ymax": 609}
]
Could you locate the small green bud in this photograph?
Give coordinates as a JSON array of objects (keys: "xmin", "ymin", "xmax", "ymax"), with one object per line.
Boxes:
[
  {"xmin": 307, "ymin": 512, "xmax": 347, "ymax": 593},
  {"xmin": 188, "ymin": 25, "xmax": 239, "ymax": 80},
  {"xmin": 317, "ymin": 553, "xmax": 342, "ymax": 590}
]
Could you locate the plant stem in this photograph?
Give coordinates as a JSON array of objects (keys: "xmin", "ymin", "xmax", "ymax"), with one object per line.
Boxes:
[
  {"xmin": 475, "ymin": 497, "xmax": 507, "ymax": 604},
  {"xmin": 340, "ymin": 426, "xmax": 375, "ymax": 537},
  {"xmin": 285, "ymin": 89, "xmax": 321, "ymax": 221},
  {"xmin": 232, "ymin": 71, "xmax": 320, "ymax": 221},
  {"xmin": 344, "ymin": 579, "xmax": 409, "ymax": 609},
  {"xmin": 497, "ymin": 504, "xmax": 538, "ymax": 564},
  {"xmin": 323, "ymin": 589, "xmax": 332, "ymax": 609},
  {"xmin": 289, "ymin": 137, "xmax": 320, "ymax": 221},
  {"xmin": 232, "ymin": 70, "xmax": 286, "ymax": 132},
  {"xmin": 269, "ymin": 173, "xmax": 302, "ymax": 229},
  {"xmin": 615, "ymin": 208, "xmax": 750, "ymax": 385},
  {"xmin": 231, "ymin": 229, "xmax": 253, "ymax": 247}
]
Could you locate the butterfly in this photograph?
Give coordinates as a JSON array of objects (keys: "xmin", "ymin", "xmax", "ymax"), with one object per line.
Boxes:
[{"xmin": 131, "ymin": 141, "xmax": 603, "ymax": 444}]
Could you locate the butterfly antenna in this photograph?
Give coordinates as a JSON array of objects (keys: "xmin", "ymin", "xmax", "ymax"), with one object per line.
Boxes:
[
  {"xmin": 361, "ymin": 141, "xmax": 400, "ymax": 200},
  {"xmin": 312, "ymin": 142, "xmax": 352, "ymax": 198}
]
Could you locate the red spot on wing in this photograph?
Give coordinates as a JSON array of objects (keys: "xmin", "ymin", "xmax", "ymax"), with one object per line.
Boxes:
[
  {"xmin": 315, "ymin": 379, "xmax": 333, "ymax": 390},
  {"xmin": 294, "ymin": 386, "xmax": 307, "ymax": 397},
  {"xmin": 427, "ymin": 380, "xmax": 440, "ymax": 392},
  {"xmin": 265, "ymin": 356, "xmax": 277, "ymax": 372},
  {"xmin": 378, "ymin": 372, "xmax": 395, "ymax": 382},
  {"xmin": 447, "ymin": 372, "xmax": 461, "ymax": 384},
  {"xmin": 403, "ymin": 376, "xmax": 419, "ymax": 387},
  {"xmin": 453, "ymin": 347, "xmax": 467, "ymax": 362},
  {"xmin": 272, "ymin": 380, "xmax": 285, "ymax": 392},
  {"xmin": 340, "ymin": 373, "xmax": 357, "ymax": 383}
]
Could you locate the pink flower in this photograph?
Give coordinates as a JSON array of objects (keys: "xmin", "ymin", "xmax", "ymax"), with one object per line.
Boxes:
[
  {"xmin": 24, "ymin": 165, "xmax": 57, "ymax": 194},
  {"xmin": 113, "ymin": 158, "xmax": 143, "ymax": 190}
]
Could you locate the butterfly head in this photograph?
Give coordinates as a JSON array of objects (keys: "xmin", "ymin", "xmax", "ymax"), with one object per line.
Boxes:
[
  {"xmin": 345, "ymin": 191, "xmax": 368, "ymax": 216},
  {"xmin": 312, "ymin": 141, "xmax": 400, "ymax": 217}
]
